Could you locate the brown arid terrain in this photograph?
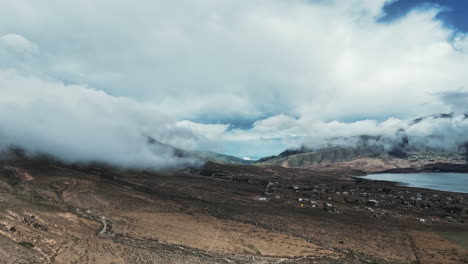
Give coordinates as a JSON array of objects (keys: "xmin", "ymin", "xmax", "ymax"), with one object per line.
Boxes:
[{"xmin": 0, "ymin": 154, "xmax": 467, "ymax": 264}]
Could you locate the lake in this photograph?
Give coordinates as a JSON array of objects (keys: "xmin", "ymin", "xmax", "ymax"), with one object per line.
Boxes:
[{"xmin": 361, "ymin": 172, "xmax": 468, "ymax": 193}]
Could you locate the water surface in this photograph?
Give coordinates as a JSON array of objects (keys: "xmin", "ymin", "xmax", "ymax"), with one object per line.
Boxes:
[
  {"xmin": 437, "ymin": 232, "xmax": 468, "ymax": 250},
  {"xmin": 361, "ymin": 172, "xmax": 468, "ymax": 193}
]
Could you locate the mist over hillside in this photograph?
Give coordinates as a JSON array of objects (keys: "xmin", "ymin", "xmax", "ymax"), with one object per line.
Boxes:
[{"xmin": 256, "ymin": 113, "xmax": 468, "ymax": 171}]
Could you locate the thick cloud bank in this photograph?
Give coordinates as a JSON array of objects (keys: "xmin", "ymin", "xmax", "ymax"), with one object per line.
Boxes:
[
  {"xmin": 215, "ymin": 113, "xmax": 468, "ymax": 159},
  {"xmin": 0, "ymin": 0, "xmax": 467, "ymax": 162},
  {"xmin": 0, "ymin": 70, "xmax": 206, "ymax": 168}
]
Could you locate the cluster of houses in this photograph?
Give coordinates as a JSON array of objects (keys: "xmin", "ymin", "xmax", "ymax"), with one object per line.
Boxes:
[{"xmin": 257, "ymin": 180, "xmax": 467, "ymax": 223}]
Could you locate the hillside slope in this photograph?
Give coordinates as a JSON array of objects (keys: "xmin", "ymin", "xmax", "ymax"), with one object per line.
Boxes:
[{"xmin": 0, "ymin": 155, "xmax": 467, "ymax": 263}]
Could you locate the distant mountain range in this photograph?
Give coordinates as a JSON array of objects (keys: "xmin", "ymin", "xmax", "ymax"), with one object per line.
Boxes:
[
  {"xmin": 149, "ymin": 113, "xmax": 468, "ymax": 172},
  {"xmin": 147, "ymin": 137, "xmax": 254, "ymax": 165},
  {"xmin": 254, "ymin": 113, "xmax": 468, "ymax": 172},
  {"xmin": 255, "ymin": 144, "xmax": 467, "ymax": 172}
]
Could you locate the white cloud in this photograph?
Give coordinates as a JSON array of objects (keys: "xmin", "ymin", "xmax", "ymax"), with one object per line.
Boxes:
[
  {"xmin": 217, "ymin": 113, "xmax": 468, "ymax": 157},
  {"xmin": 0, "ymin": 69, "xmax": 204, "ymax": 168},
  {"xmin": 0, "ymin": 0, "xmax": 467, "ymax": 160},
  {"xmin": 3, "ymin": 0, "xmax": 466, "ymax": 120},
  {"xmin": 0, "ymin": 34, "xmax": 38, "ymax": 53}
]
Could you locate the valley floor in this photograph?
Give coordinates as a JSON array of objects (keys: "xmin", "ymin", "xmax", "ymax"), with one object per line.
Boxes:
[{"xmin": 0, "ymin": 158, "xmax": 467, "ymax": 264}]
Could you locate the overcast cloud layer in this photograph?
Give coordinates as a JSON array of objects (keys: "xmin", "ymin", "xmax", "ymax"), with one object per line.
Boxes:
[{"xmin": 1, "ymin": 0, "xmax": 467, "ymax": 164}]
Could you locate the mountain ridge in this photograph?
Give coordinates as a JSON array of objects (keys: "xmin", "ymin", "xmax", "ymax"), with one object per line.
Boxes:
[{"xmin": 254, "ymin": 113, "xmax": 468, "ymax": 172}]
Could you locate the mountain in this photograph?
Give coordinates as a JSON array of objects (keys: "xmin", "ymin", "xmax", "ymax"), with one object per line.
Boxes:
[
  {"xmin": 256, "ymin": 114, "xmax": 468, "ymax": 172},
  {"xmin": 192, "ymin": 151, "xmax": 254, "ymax": 165},
  {"xmin": 255, "ymin": 145, "xmax": 467, "ymax": 172},
  {"xmin": 256, "ymin": 145, "xmax": 385, "ymax": 167},
  {"xmin": 147, "ymin": 137, "xmax": 253, "ymax": 165}
]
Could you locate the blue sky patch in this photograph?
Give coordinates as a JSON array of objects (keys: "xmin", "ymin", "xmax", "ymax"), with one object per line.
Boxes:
[{"xmin": 382, "ymin": 0, "xmax": 468, "ymax": 33}]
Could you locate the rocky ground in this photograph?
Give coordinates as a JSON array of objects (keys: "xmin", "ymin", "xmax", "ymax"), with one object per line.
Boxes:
[{"xmin": 0, "ymin": 156, "xmax": 467, "ymax": 264}]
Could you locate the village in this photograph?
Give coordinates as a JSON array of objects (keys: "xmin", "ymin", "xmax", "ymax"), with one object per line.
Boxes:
[{"xmin": 257, "ymin": 179, "xmax": 468, "ymax": 225}]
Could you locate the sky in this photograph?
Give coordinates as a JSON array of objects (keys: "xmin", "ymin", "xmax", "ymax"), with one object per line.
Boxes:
[
  {"xmin": 382, "ymin": 0, "xmax": 468, "ymax": 32},
  {"xmin": 0, "ymin": 0, "xmax": 467, "ymax": 166}
]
